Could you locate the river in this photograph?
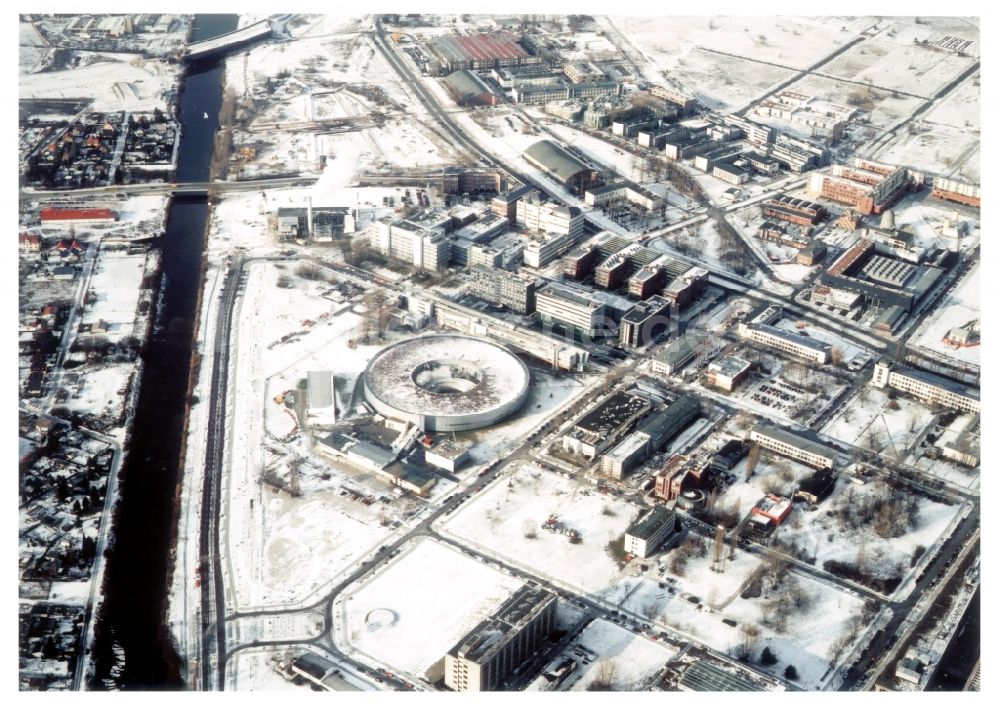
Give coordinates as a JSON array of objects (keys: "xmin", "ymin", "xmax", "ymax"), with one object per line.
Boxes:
[{"xmin": 88, "ymin": 13, "xmax": 238, "ymax": 690}]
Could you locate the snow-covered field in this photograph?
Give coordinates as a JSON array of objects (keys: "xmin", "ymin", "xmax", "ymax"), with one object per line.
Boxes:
[
  {"xmin": 783, "ymin": 73, "xmax": 926, "ymax": 131},
  {"xmin": 79, "ymin": 250, "xmax": 148, "ymax": 342},
  {"xmin": 19, "ymin": 56, "xmax": 178, "ymax": 112},
  {"xmin": 909, "ymin": 263, "xmax": 979, "ymax": 366},
  {"xmin": 565, "ymin": 619, "xmax": 677, "ymax": 691},
  {"xmin": 774, "ymin": 478, "xmax": 964, "ymax": 593},
  {"xmin": 924, "ymin": 71, "xmax": 980, "ymax": 130},
  {"xmin": 874, "ymin": 124, "xmax": 979, "ymax": 181},
  {"xmin": 223, "ymin": 262, "xmax": 399, "ymax": 608},
  {"xmin": 337, "ymin": 537, "xmax": 522, "ymax": 679},
  {"xmin": 61, "ymin": 363, "xmax": 133, "ymax": 419},
  {"xmin": 611, "ymin": 15, "xmax": 861, "ymax": 73},
  {"xmin": 438, "ymin": 463, "xmax": 641, "ymax": 595},
  {"xmin": 821, "ymin": 39, "xmax": 976, "ymax": 99},
  {"xmin": 823, "ymin": 385, "xmax": 936, "ymax": 454},
  {"xmin": 670, "ymin": 49, "xmax": 795, "ymax": 112}
]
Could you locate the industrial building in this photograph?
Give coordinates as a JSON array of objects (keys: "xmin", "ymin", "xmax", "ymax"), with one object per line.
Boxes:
[
  {"xmin": 705, "ymin": 355, "xmax": 752, "ymax": 391},
  {"xmin": 442, "ymin": 69, "xmax": 499, "ymax": 106},
  {"xmin": 563, "ymin": 390, "xmax": 650, "ymax": 459},
  {"xmin": 522, "ymin": 140, "xmax": 601, "ymax": 195},
  {"xmin": 444, "ymin": 585, "xmax": 557, "ymax": 692},
  {"xmin": 39, "ymin": 207, "xmax": 116, "ymax": 224},
  {"xmin": 749, "ymin": 424, "xmax": 837, "ymax": 469},
  {"xmin": 363, "ymin": 335, "xmax": 531, "ymax": 432},
  {"xmin": 600, "ymin": 396, "xmax": 700, "ymax": 479},
  {"xmin": 624, "ymin": 505, "xmax": 680, "ymax": 558},
  {"xmin": 752, "ymin": 494, "xmax": 793, "ymax": 525},
  {"xmin": 619, "ymin": 296, "xmax": 671, "ymax": 348},
  {"xmin": 277, "ymin": 205, "xmax": 355, "ymax": 241},
  {"xmin": 808, "ymin": 158, "xmax": 910, "ymax": 215},
  {"xmin": 678, "ymin": 661, "xmax": 765, "ymax": 692},
  {"xmin": 820, "ymin": 240, "xmax": 945, "ymax": 313},
  {"xmin": 762, "ymin": 195, "xmax": 827, "ymax": 226},
  {"xmin": 427, "ymin": 32, "xmax": 537, "ymax": 73},
  {"xmin": 491, "ymin": 64, "xmax": 562, "ymax": 89},
  {"xmin": 535, "ymin": 283, "xmax": 606, "ymax": 337},
  {"xmin": 870, "ymin": 361, "xmax": 980, "ymax": 414},
  {"xmin": 468, "ymin": 266, "xmax": 538, "ymax": 314}
]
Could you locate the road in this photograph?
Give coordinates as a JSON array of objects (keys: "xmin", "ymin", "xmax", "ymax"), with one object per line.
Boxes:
[
  {"xmin": 20, "ymin": 174, "xmax": 320, "ymax": 200},
  {"xmin": 198, "ymin": 253, "xmax": 245, "ymax": 690}
]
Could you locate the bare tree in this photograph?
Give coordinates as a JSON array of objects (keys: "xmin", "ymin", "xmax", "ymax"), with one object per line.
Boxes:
[
  {"xmin": 736, "ymin": 623, "xmax": 761, "ymax": 662},
  {"xmin": 522, "ymin": 519, "xmax": 537, "ymax": 540},
  {"xmin": 587, "ymin": 660, "xmax": 618, "ymax": 690}
]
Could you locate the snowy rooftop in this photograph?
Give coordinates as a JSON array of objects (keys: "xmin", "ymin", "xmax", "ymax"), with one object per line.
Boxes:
[{"xmin": 363, "ymin": 335, "xmax": 530, "ymax": 419}]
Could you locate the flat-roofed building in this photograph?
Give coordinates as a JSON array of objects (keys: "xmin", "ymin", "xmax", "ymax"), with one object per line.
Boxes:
[
  {"xmin": 752, "ymin": 494, "xmax": 793, "ymax": 525},
  {"xmin": 370, "ymin": 217, "xmax": 451, "ymax": 272},
  {"xmin": 306, "ymin": 370, "xmax": 336, "ymax": 425},
  {"xmin": 445, "ymin": 585, "xmax": 557, "ymax": 692},
  {"xmin": 762, "ymin": 195, "xmax": 827, "ymax": 226},
  {"xmin": 562, "ymin": 246, "xmax": 597, "ymax": 280},
  {"xmin": 706, "ymin": 355, "xmax": 752, "ymax": 391},
  {"xmin": 619, "ymin": 296, "xmax": 670, "ymax": 348},
  {"xmin": 491, "ymin": 185, "xmax": 533, "ymax": 223},
  {"xmin": 739, "ymin": 323, "xmax": 832, "ymax": 364},
  {"xmin": 563, "ymin": 61, "xmax": 605, "ymax": 83},
  {"xmin": 563, "ymin": 390, "xmax": 650, "ymax": 459},
  {"xmin": 425, "ymin": 439, "xmax": 470, "ymax": 471},
  {"xmin": 624, "ymin": 505, "xmax": 679, "ymax": 558},
  {"xmin": 649, "ymin": 333, "xmax": 706, "ymax": 376},
  {"xmin": 662, "ymin": 266, "xmax": 708, "ymax": 309},
  {"xmin": 468, "ymin": 266, "xmax": 538, "ymax": 314},
  {"xmin": 870, "ymin": 361, "xmax": 980, "ymax": 413},
  {"xmin": 535, "ymin": 283, "xmax": 605, "ymax": 336},
  {"xmin": 678, "ymin": 660, "xmax": 765, "ymax": 692},
  {"xmin": 749, "ymin": 424, "xmax": 837, "ymax": 469}
]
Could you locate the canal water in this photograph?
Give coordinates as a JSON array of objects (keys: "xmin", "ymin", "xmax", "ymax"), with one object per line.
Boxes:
[{"xmin": 88, "ymin": 14, "xmax": 237, "ymax": 690}]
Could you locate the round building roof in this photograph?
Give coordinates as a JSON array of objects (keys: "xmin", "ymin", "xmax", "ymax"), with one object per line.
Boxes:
[{"xmin": 363, "ymin": 335, "xmax": 530, "ymax": 423}]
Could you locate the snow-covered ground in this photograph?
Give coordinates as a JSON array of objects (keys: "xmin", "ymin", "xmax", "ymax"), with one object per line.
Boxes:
[
  {"xmin": 909, "ymin": 262, "xmax": 979, "ymax": 366},
  {"xmin": 61, "ymin": 363, "xmax": 133, "ymax": 419},
  {"xmin": 19, "ymin": 56, "xmax": 178, "ymax": 112},
  {"xmin": 438, "ymin": 463, "xmax": 641, "ymax": 596},
  {"xmin": 822, "ymin": 385, "xmax": 936, "ymax": 455},
  {"xmin": 820, "ymin": 39, "xmax": 976, "ymax": 99},
  {"xmin": 565, "ymin": 619, "xmax": 677, "ymax": 691},
  {"xmin": 774, "ymin": 478, "xmax": 964, "ymax": 595},
  {"xmin": 336, "ymin": 537, "xmax": 522, "ymax": 679},
  {"xmin": 609, "ymin": 15, "xmax": 862, "ymax": 74},
  {"xmin": 223, "ymin": 262, "xmax": 398, "ymax": 609},
  {"xmin": 79, "ymin": 250, "xmax": 148, "ymax": 342},
  {"xmin": 924, "ymin": 70, "xmax": 980, "ymax": 130},
  {"xmin": 874, "ymin": 123, "xmax": 979, "ymax": 181}
]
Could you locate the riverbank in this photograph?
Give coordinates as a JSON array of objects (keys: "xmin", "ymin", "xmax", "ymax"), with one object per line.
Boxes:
[{"xmin": 85, "ymin": 14, "xmax": 239, "ymax": 690}]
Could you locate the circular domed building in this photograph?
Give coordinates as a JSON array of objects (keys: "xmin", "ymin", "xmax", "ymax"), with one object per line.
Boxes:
[{"xmin": 362, "ymin": 335, "xmax": 530, "ymax": 432}]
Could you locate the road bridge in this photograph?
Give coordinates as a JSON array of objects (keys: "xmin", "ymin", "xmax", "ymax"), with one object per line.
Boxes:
[{"xmin": 184, "ymin": 20, "xmax": 273, "ymax": 61}]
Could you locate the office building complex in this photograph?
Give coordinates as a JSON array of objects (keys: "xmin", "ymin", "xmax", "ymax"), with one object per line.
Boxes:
[{"xmin": 535, "ymin": 283, "xmax": 606, "ymax": 336}]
